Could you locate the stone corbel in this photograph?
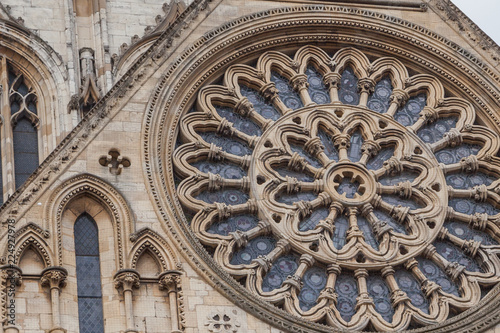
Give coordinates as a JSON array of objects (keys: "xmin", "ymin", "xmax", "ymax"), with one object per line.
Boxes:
[
  {"xmin": 158, "ymin": 270, "xmax": 183, "ymax": 333},
  {"xmin": 40, "ymin": 266, "xmax": 67, "ymax": 333},
  {"xmin": 114, "ymin": 269, "xmax": 140, "ymax": 333},
  {"xmin": 0, "ymin": 265, "xmax": 22, "ymax": 333}
]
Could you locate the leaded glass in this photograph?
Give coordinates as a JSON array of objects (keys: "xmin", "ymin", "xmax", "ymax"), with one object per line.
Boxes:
[
  {"xmin": 435, "ymin": 144, "xmax": 481, "ymax": 164},
  {"xmin": 347, "ymin": 131, "xmax": 363, "ymax": 162},
  {"xmin": 335, "ymin": 273, "xmax": 358, "ymax": 322},
  {"xmin": 198, "ymin": 132, "xmax": 252, "ymax": 156},
  {"xmin": 418, "ymin": 257, "xmax": 460, "ymax": 296},
  {"xmin": 230, "ymin": 236, "xmax": 276, "ymax": 265},
  {"xmin": 306, "ymin": 66, "xmax": 330, "ymax": 104},
  {"xmin": 444, "ymin": 221, "xmax": 498, "ymax": 246},
  {"xmin": 196, "ymin": 189, "xmax": 249, "ymax": 206},
  {"xmin": 394, "ymin": 94, "xmax": 426, "ymax": 127},
  {"xmin": 394, "ymin": 269, "xmax": 429, "ymax": 314},
  {"xmin": 338, "ymin": 67, "xmax": 359, "ymax": 105},
  {"xmin": 367, "ymin": 273, "xmax": 394, "ymax": 322},
  {"xmin": 449, "ymin": 198, "xmax": 499, "ymax": 216},
  {"xmin": 445, "ymin": 172, "xmax": 495, "ymax": 189},
  {"xmin": 317, "ymin": 130, "xmax": 339, "ymax": 162},
  {"xmin": 289, "ymin": 143, "xmax": 322, "ymax": 168},
  {"xmin": 358, "ymin": 216, "xmax": 379, "ymax": 251},
  {"xmin": 207, "ymin": 215, "xmax": 259, "ymax": 235},
  {"xmin": 332, "ymin": 215, "xmax": 349, "ymax": 250},
  {"xmin": 366, "ymin": 146, "xmax": 395, "ymax": 170},
  {"xmin": 417, "ymin": 117, "xmax": 458, "ymax": 144},
  {"xmin": 215, "ymin": 105, "xmax": 262, "ymax": 136},
  {"xmin": 299, "ymin": 266, "xmax": 328, "ymax": 311},
  {"xmin": 262, "ymin": 254, "xmax": 299, "ymax": 292},
  {"xmin": 435, "ymin": 240, "xmax": 483, "ymax": 272},
  {"xmin": 192, "ymin": 160, "xmax": 246, "ymax": 179},
  {"xmin": 270, "ymin": 71, "xmax": 303, "ymax": 110},
  {"xmin": 378, "ymin": 170, "xmax": 418, "ymax": 186},
  {"xmin": 239, "ymin": 85, "xmax": 281, "ymax": 120},
  {"xmin": 299, "ymin": 207, "xmax": 329, "ymax": 231},
  {"xmin": 367, "ymin": 77, "xmax": 393, "ymax": 113}
]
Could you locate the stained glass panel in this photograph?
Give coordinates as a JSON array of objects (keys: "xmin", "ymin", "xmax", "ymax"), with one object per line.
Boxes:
[
  {"xmin": 239, "ymin": 85, "xmax": 281, "ymax": 120},
  {"xmin": 230, "ymin": 236, "xmax": 276, "ymax": 266},
  {"xmin": 367, "ymin": 77, "xmax": 393, "ymax": 114},
  {"xmin": 262, "ymin": 254, "xmax": 299, "ymax": 292},
  {"xmin": 335, "ymin": 273, "xmax": 359, "ymax": 322},
  {"xmin": 299, "ymin": 266, "xmax": 328, "ymax": 311},
  {"xmin": 394, "ymin": 94, "xmax": 426, "ymax": 127},
  {"xmin": 338, "ymin": 67, "xmax": 359, "ymax": 105},
  {"xmin": 394, "ymin": 269, "xmax": 429, "ymax": 314},
  {"xmin": 306, "ymin": 66, "xmax": 330, "ymax": 105},
  {"xmin": 367, "ymin": 273, "xmax": 394, "ymax": 322},
  {"xmin": 270, "ymin": 72, "xmax": 303, "ymax": 110}
]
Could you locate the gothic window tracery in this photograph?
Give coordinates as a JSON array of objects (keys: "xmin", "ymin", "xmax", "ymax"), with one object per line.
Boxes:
[{"xmin": 173, "ymin": 45, "xmax": 500, "ymax": 331}]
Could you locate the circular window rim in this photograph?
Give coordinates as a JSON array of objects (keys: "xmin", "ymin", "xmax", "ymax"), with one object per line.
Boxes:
[{"xmin": 144, "ymin": 5, "xmax": 500, "ymax": 333}]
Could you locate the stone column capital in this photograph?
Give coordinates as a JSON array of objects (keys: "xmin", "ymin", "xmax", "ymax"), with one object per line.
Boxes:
[
  {"xmin": 113, "ymin": 269, "xmax": 140, "ymax": 291},
  {"xmin": 158, "ymin": 270, "xmax": 182, "ymax": 293},
  {"xmin": 0, "ymin": 265, "xmax": 22, "ymax": 286},
  {"xmin": 41, "ymin": 266, "xmax": 68, "ymax": 290}
]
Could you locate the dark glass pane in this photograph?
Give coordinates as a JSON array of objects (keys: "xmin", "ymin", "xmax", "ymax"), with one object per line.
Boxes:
[
  {"xmin": 13, "ymin": 117, "xmax": 39, "ymax": 189},
  {"xmin": 449, "ymin": 198, "xmax": 499, "ymax": 216},
  {"xmin": 274, "ymin": 166, "xmax": 314, "ymax": 182},
  {"xmin": 417, "ymin": 257, "xmax": 460, "ymax": 296},
  {"xmin": 348, "ymin": 131, "xmax": 363, "ymax": 162},
  {"xmin": 337, "ymin": 178, "xmax": 360, "ymax": 199},
  {"xmin": 196, "ymin": 189, "xmax": 249, "ymax": 206},
  {"xmin": 358, "ymin": 216, "xmax": 379, "ymax": 251},
  {"xmin": 335, "ymin": 272, "xmax": 359, "ymax": 322},
  {"xmin": 270, "ymin": 72, "xmax": 303, "ymax": 110},
  {"xmin": 76, "ymin": 256, "xmax": 102, "ymax": 297},
  {"xmin": 339, "ymin": 67, "xmax": 359, "ymax": 105},
  {"xmin": 240, "ymin": 85, "xmax": 281, "ymax": 120},
  {"xmin": 367, "ymin": 146, "xmax": 395, "ymax": 171},
  {"xmin": 215, "ymin": 106, "xmax": 262, "ymax": 136},
  {"xmin": 230, "ymin": 236, "xmax": 276, "ymax": 265},
  {"xmin": 17, "ymin": 82, "xmax": 29, "ymax": 96},
  {"xmin": 446, "ymin": 173, "xmax": 495, "ymax": 190},
  {"xmin": 394, "ymin": 94, "xmax": 426, "ymax": 127},
  {"xmin": 367, "ymin": 273, "xmax": 394, "ymax": 322},
  {"xmin": 435, "ymin": 144, "xmax": 480, "ymax": 165},
  {"xmin": 394, "ymin": 269, "xmax": 429, "ymax": 314},
  {"xmin": 78, "ymin": 297, "xmax": 104, "ymax": 333},
  {"xmin": 417, "ymin": 117, "xmax": 457, "ymax": 144},
  {"xmin": 367, "ymin": 77, "xmax": 392, "ymax": 113},
  {"xmin": 289, "ymin": 143, "xmax": 322, "ymax": 168},
  {"xmin": 318, "ymin": 130, "xmax": 338, "ymax": 162},
  {"xmin": 74, "ymin": 214, "xmax": 99, "ymax": 256},
  {"xmin": 444, "ymin": 221, "xmax": 498, "ymax": 245},
  {"xmin": 435, "ymin": 240, "xmax": 483, "ymax": 272},
  {"xmin": 332, "ymin": 215, "xmax": 349, "ymax": 250},
  {"xmin": 373, "ymin": 209, "xmax": 407, "ymax": 235},
  {"xmin": 262, "ymin": 254, "xmax": 299, "ymax": 292},
  {"xmin": 382, "ymin": 195, "xmax": 421, "ymax": 210},
  {"xmin": 10, "ymin": 100, "xmax": 20, "ymax": 114},
  {"xmin": 299, "ymin": 207, "xmax": 329, "ymax": 231},
  {"xmin": 306, "ymin": 66, "xmax": 330, "ymax": 105},
  {"xmin": 198, "ymin": 132, "xmax": 252, "ymax": 156},
  {"xmin": 207, "ymin": 215, "xmax": 259, "ymax": 236},
  {"xmin": 299, "ymin": 266, "xmax": 328, "ymax": 311},
  {"xmin": 378, "ymin": 170, "xmax": 418, "ymax": 186},
  {"xmin": 275, "ymin": 191, "xmax": 317, "ymax": 206},
  {"xmin": 192, "ymin": 160, "xmax": 246, "ymax": 179}
]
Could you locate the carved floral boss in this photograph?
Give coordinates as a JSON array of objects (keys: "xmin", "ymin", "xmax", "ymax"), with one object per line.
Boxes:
[{"xmin": 173, "ymin": 46, "xmax": 500, "ymax": 330}]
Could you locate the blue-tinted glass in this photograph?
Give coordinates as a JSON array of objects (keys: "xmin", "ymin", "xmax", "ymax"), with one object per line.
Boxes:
[
  {"xmin": 435, "ymin": 144, "xmax": 480, "ymax": 165},
  {"xmin": 337, "ymin": 178, "xmax": 360, "ymax": 199},
  {"xmin": 348, "ymin": 131, "xmax": 363, "ymax": 162},
  {"xmin": 435, "ymin": 241, "xmax": 483, "ymax": 273},
  {"xmin": 207, "ymin": 215, "xmax": 259, "ymax": 236},
  {"xmin": 239, "ymin": 85, "xmax": 281, "ymax": 120},
  {"xmin": 335, "ymin": 273, "xmax": 359, "ymax": 322},
  {"xmin": 382, "ymin": 195, "xmax": 421, "ymax": 210},
  {"xmin": 270, "ymin": 72, "xmax": 303, "ymax": 110},
  {"xmin": 394, "ymin": 94, "xmax": 426, "ymax": 127},
  {"xmin": 299, "ymin": 207, "xmax": 329, "ymax": 231},
  {"xmin": 275, "ymin": 191, "xmax": 317, "ymax": 206},
  {"xmin": 306, "ymin": 66, "xmax": 330, "ymax": 105},
  {"xmin": 446, "ymin": 173, "xmax": 495, "ymax": 190},
  {"xmin": 418, "ymin": 257, "xmax": 460, "ymax": 296},
  {"xmin": 367, "ymin": 77, "xmax": 392, "ymax": 113},
  {"xmin": 230, "ymin": 236, "xmax": 276, "ymax": 265},
  {"xmin": 373, "ymin": 209, "xmax": 407, "ymax": 235},
  {"xmin": 10, "ymin": 100, "xmax": 20, "ymax": 114},
  {"xmin": 444, "ymin": 221, "xmax": 498, "ymax": 245},
  {"xmin": 77, "ymin": 298, "xmax": 104, "ymax": 333},
  {"xmin": 379, "ymin": 170, "xmax": 418, "ymax": 186},
  {"xmin": 274, "ymin": 166, "xmax": 314, "ymax": 182},
  {"xmin": 192, "ymin": 160, "xmax": 246, "ymax": 179},
  {"xmin": 8, "ymin": 70, "xmax": 16, "ymax": 86},
  {"xmin": 13, "ymin": 117, "xmax": 39, "ymax": 189},
  {"xmin": 394, "ymin": 269, "xmax": 429, "ymax": 314},
  {"xmin": 196, "ymin": 189, "xmax": 249, "ymax": 206},
  {"xmin": 215, "ymin": 106, "xmax": 262, "ymax": 136},
  {"xmin": 198, "ymin": 132, "xmax": 252, "ymax": 156},
  {"xmin": 262, "ymin": 254, "xmax": 299, "ymax": 292},
  {"xmin": 17, "ymin": 82, "xmax": 29, "ymax": 96},
  {"xmin": 74, "ymin": 214, "xmax": 104, "ymax": 333},
  {"xmin": 318, "ymin": 130, "xmax": 338, "ymax": 162},
  {"xmin": 417, "ymin": 117, "xmax": 457, "ymax": 144},
  {"xmin": 332, "ymin": 215, "xmax": 349, "ymax": 250},
  {"xmin": 299, "ymin": 266, "xmax": 328, "ymax": 311},
  {"xmin": 449, "ymin": 198, "xmax": 499, "ymax": 216},
  {"xmin": 339, "ymin": 67, "xmax": 359, "ymax": 105},
  {"xmin": 289, "ymin": 144, "xmax": 322, "ymax": 168},
  {"xmin": 367, "ymin": 146, "xmax": 395, "ymax": 171},
  {"xmin": 367, "ymin": 274, "xmax": 394, "ymax": 322},
  {"xmin": 358, "ymin": 216, "xmax": 379, "ymax": 251}
]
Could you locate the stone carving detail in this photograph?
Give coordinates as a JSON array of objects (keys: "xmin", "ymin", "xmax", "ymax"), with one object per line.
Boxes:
[
  {"xmin": 205, "ymin": 309, "xmax": 241, "ymax": 333},
  {"xmin": 172, "ymin": 46, "xmax": 500, "ymax": 331},
  {"xmin": 98, "ymin": 149, "xmax": 131, "ymax": 175}
]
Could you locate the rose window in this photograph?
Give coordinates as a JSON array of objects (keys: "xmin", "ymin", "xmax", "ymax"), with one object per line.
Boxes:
[{"xmin": 173, "ymin": 46, "xmax": 500, "ymax": 331}]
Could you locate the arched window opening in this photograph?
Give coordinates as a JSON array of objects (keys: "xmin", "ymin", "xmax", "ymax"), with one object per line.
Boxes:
[{"xmin": 74, "ymin": 213, "xmax": 104, "ymax": 333}]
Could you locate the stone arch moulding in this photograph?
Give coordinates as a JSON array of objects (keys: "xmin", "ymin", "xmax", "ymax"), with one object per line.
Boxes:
[
  {"xmin": 144, "ymin": 4, "xmax": 500, "ymax": 333},
  {"xmin": 129, "ymin": 227, "xmax": 182, "ymax": 272},
  {"xmin": 44, "ymin": 173, "xmax": 135, "ymax": 268},
  {"xmin": 0, "ymin": 18, "xmax": 71, "ymax": 150},
  {"xmin": 11, "ymin": 227, "xmax": 53, "ymax": 269}
]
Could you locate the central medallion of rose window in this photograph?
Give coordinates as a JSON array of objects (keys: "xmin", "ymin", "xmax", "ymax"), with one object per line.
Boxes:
[{"xmin": 173, "ymin": 46, "xmax": 500, "ymax": 331}]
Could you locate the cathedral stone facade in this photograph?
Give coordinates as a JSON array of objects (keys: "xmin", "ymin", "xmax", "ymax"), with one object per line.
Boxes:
[{"xmin": 0, "ymin": 0, "xmax": 500, "ymax": 332}]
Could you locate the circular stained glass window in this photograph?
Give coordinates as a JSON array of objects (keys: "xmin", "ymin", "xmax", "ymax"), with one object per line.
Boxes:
[{"xmin": 173, "ymin": 46, "xmax": 500, "ymax": 331}]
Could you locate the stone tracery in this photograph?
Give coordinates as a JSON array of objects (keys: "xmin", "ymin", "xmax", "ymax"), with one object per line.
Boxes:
[{"xmin": 173, "ymin": 45, "xmax": 500, "ymax": 330}]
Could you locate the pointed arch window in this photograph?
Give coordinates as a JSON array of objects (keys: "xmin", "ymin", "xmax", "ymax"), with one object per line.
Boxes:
[
  {"xmin": 74, "ymin": 213, "xmax": 104, "ymax": 333},
  {"xmin": 0, "ymin": 57, "xmax": 41, "ymax": 204}
]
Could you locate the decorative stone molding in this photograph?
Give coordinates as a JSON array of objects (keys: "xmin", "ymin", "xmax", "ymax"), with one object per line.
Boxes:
[
  {"xmin": 205, "ymin": 309, "xmax": 241, "ymax": 333},
  {"xmin": 159, "ymin": 270, "xmax": 184, "ymax": 332},
  {"xmin": 0, "ymin": 265, "xmax": 21, "ymax": 329},
  {"xmin": 98, "ymin": 149, "xmax": 131, "ymax": 175},
  {"xmin": 41, "ymin": 266, "xmax": 67, "ymax": 333},
  {"xmin": 114, "ymin": 269, "xmax": 140, "ymax": 332}
]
